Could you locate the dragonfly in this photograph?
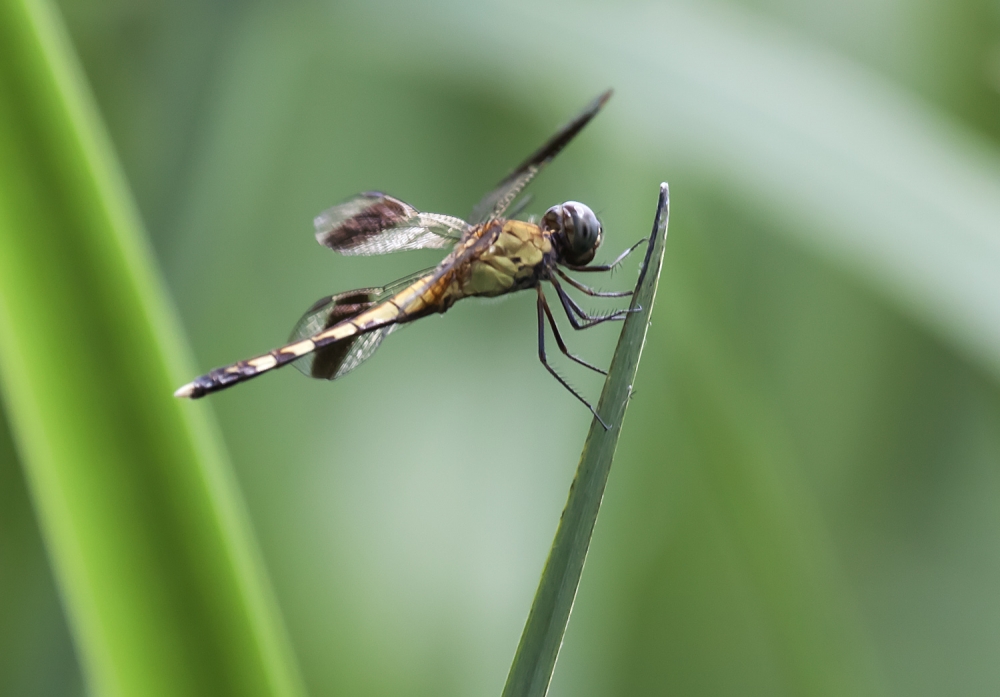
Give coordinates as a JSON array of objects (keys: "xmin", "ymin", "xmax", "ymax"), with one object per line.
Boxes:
[{"xmin": 174, "ymin": 89, "xmax": 644, "ymax": 428}]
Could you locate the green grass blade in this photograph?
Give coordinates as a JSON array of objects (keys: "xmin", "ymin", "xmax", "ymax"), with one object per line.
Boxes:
[
  {"xmin": 501, "ymin": 184, "xmax": 669, "ymax": 697},
  {"xmin": 0, "ymin": 1, "xmax": 305, "ymax": 696}
]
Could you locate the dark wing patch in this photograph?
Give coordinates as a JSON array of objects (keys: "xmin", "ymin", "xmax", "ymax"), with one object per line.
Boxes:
[
  {"xmin": 469, "ymin": 90, "xmax": 612, "ymax": 225},
  {"xmin": 288, "ymin": 268, "xmax": 432, "ymax": 380},
  {"xmin": 315, "ymin": 191, "xmax": 466, "ymax": 255},
  {"xmin": 287, "ymin": 288, "xmax": 379, "ymax": 379},
  {"xmin": 305, "ymin": 325, "xmax": 399, "ymax": 380}
]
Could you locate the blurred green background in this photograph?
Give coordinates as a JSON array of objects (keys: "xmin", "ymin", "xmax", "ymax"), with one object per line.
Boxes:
[{"xmin": 4, "ymin": 0, "xmax": 1000, "ymax": 695}]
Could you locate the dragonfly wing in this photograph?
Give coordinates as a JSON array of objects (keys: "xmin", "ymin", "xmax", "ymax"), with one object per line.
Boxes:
[
  {"xmin": 294, "ymin": 324, "xmax": 400, "ymax": 380},
  {"xmin": 468, "ymin": 90, "xmax": 612, "ymax": 225},
  {"xmin": 288, "ymin": 268, "xmax": 432, "ymax": 380},
  {"xmin": 315, "ymin": 191, "xmax": 467, "ymax": 255}
]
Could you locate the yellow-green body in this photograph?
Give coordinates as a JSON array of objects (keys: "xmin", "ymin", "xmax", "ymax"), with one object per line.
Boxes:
[
  {"xmin": 304, "ymin": 220, "xmax": 552, "ymax": 346},
  {"xmin": 461, "ymin": 219, "xmax": 552, "ymax": 296}
]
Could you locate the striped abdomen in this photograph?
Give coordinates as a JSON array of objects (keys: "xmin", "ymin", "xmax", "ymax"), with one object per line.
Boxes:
[{"xmin": 175, "ymin": 272, "xmax": 447, "ymax": 398}]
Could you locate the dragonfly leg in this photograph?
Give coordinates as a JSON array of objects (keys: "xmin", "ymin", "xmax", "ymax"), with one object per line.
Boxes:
[
  {"xmin": 549, "ymin": 275, "xmax": 638, "ymax": 330},
  {"xmin": 538, "ymin": 287, "xmax": 607, "ymax": 376},
  {"xmin": 562, "ymin": 237, "xmax": 647, "ymax": 273},
  {"xmin": 555, "ymin": 267, "xmax": 633, "ymax": 297},
  {"xmin": 537, "ymin": 287, "xmax": 609, "ymax": 429}
]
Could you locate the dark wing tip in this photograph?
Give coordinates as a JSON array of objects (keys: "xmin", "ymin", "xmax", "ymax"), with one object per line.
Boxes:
[
  {"xmin": 516, "ymin": 87, "xmax": 613, "ymax": 171},
  {"xmin": 577, "ymin": 89, "xmax": 613, "ymax": 122},
  {"xmin": 468, "ymin": 89, "xmax": 615, "ymax": 224}
]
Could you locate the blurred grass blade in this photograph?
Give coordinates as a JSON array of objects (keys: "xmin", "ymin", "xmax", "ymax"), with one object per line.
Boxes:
[
  {"xmin": 502, "ymin": 184, "xmax": 669, "ymax": 697},
  {"xmin": 0, "ymin": 1, "xmax": 305, "ymax": 696}
]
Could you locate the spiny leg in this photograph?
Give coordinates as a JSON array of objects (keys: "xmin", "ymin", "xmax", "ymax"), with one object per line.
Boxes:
[
  {"xmin": 553, "ymin": 282, "xmax": 633, "ymax": 328},
  {"xmin": 555, "ymin": 267, "xmax": 633, "ymax": 297},
  {"xmin": 549, "ymin": 275, "xmax": 636, "ymax": 330},
  {"xmin": 562, "ymin": 237, "xmax": 647, "ymax": 273},
  {"xmin": 537, "ymin": 286, "xmax": 609, "ymax": 429},
  {"xmin": 538, "ymin": 287, "xmax": 607, "ymax": 376}
]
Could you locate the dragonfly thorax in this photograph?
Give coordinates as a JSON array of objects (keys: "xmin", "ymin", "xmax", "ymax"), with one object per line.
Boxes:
[{"xmin": 543, "ymin": 201, "xmax": 603, "ymax": 266}]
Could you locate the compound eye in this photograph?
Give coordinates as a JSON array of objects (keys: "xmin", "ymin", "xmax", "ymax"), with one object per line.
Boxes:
[{"xmin": 564, "ymin": 202, "xmax": 602, "ymax": 258}]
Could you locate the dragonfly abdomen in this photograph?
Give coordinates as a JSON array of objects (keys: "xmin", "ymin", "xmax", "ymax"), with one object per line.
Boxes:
[
  {"xmin": 174, "ymin": 275, "xmax": 442, "ymax": 398},
  {"xmin": 318, "ymin": 272, "xmax": 445, "ymax": 334}
]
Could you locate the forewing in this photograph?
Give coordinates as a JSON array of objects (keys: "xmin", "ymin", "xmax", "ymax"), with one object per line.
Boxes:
[
  {"xmin": 469, "ymin": 90, "xmax": 612, "ymax": 225},
  {"xmin": 315, "ymin": 191, "xmax": 467, "ymax": 255}
]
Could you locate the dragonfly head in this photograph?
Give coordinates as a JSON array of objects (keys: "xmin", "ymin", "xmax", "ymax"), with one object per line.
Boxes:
[{"xmin": 543, "ymin": 201, "xmax": 603, "ymax": 266}]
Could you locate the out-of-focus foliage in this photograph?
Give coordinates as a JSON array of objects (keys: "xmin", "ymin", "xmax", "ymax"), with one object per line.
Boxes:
[
  {"xmin": 3, "ymin": 0, "xmax": 1000, "ymax": 696},
  {"xmin": 0, "ymin": 1, "xmax": 304, "ymax": 695}
]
